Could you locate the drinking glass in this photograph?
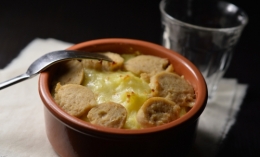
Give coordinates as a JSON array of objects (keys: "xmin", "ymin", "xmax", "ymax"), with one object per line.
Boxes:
[{"xmin": 160, "ymin": 0, "xmax": 248, "ymax": 98}]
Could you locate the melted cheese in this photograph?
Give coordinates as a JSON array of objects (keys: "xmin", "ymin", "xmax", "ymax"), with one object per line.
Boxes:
[{"xmin": 83, "ymin": 69, "xmax": 151, "ymax": 129}]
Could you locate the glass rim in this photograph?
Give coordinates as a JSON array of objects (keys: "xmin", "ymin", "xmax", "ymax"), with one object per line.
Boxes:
[{"xmin": 159, "ymin": 0, "xmax": 249, "ymax": 32}]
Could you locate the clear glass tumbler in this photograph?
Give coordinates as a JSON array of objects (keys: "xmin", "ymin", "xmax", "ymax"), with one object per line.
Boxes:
[{"xmin": 160, "ymin": 0, "xmax": 248, "ymax": 98}]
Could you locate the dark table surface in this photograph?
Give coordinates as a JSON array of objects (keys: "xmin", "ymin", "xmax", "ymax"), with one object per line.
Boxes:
[{"xmin": 1, "ymin": 0, "xmax": 259, "ymax": 156}]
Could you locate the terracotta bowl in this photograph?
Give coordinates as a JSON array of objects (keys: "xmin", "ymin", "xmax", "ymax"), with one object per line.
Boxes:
[{"xmin": 39, "ymin": 38, "xmax": 207, "ymax": 157}]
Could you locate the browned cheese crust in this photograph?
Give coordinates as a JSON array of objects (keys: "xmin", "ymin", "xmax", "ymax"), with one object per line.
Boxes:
[
  {"xmin": 136, "ymin": 97, "xmax": 180, "ymax": 128},
  {"xmin": 87, "ymin": 102, "xmax": 127, "ymax": 128},
  {"xmin": 54, "ymin": 83, "xmax": 97, "ymax": 117},
  {"xmin": 150, "ymin": 71, "xmax": 195, "ymax": 107}
]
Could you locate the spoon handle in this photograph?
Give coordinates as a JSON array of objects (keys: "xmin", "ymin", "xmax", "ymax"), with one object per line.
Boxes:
[{"xmin": 0, "ymin": 73, "xmax": 30, "ymax": 90}]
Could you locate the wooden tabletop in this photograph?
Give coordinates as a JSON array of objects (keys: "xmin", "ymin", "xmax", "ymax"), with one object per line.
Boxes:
[{"xmin": 0, "ymin": 0, "xmax": 259, "ymax": 156}]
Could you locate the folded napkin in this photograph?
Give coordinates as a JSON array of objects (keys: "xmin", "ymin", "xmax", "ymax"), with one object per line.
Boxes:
[
  {"xmin": 0, "ymin": 38, "xmax": 248, "ymax": 157},
  {"xmin": 0, "ymin": 38, "xmax": 73, "ymax": 157},
  {"xmin": 194, "ymin": 79, "xmax": 248, "ymax": 157}
]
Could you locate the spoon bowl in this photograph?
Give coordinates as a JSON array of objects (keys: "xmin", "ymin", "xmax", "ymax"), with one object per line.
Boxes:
[{"xmin": 0, "ymin": 50, "xmax": 112, "ymax": 90}]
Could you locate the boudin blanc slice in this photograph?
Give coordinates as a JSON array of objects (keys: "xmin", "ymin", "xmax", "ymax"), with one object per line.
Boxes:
[
  {"xmin": 102, "ymin": 52, "xmax": 124, "ymax": 71},
  {"xmin": 54, "ymin": 84, "xmax": 97, "ymax": 117},
  {"xmin": 136, "ymin": 97, "xmax": 180, "ymax": 128},
  {"xmin": 124, "ymin": 55, "xmax": 169, "ymax": 76},
  {"xmin": 82, "ymin": 52, "xmax": 124, "ymax": 71},
  {"xmin": 149, "ymin": 71, "xmax": 196, "ymax": 107},
  {"xmin": 87, "ymin": 102, "xmax": 127, "ymax": 128},
  {"xmin": 55, "ymin": 60, "xmax": 84, "ymax": 85}
]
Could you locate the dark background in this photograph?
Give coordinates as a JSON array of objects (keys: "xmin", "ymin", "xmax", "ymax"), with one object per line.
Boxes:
[{"xmin": 0, "ymin": 0, "xmax": 259, "ymax": 156}]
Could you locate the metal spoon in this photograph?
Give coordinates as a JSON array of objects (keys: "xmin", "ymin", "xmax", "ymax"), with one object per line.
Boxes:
[{"xmin": 0, "ymin": 50, "xmax": 112, "ymax": 90}]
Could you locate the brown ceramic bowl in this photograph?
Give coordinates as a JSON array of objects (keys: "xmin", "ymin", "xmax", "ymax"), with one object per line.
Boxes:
[{"xmin": 39, "ymin": 38, "xmax": 207, "ymax": 157}]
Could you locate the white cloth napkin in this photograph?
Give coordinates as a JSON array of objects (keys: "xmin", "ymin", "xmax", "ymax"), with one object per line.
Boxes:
[
  {"xmin": 194, "ymin": 79, "xmax": 248, "ymax": 157},
  {"xmin": 0, "ymin": 38, "xmax": 73, "ymax": 157},
  {"xmin": 0, "ymin": 38, "xmax": 248, "ymax": 157}
]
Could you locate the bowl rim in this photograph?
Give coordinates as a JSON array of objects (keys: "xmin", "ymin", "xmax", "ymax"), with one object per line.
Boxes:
[{"xmin": 39, "ymin": 38, "xmax": 207, "ymax": 135}]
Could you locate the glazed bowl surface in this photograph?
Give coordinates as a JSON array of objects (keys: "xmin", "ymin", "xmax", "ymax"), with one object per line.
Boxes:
[{"xmin": 39, "ymin": 38, "xmax": 207, "ymax": 157}]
